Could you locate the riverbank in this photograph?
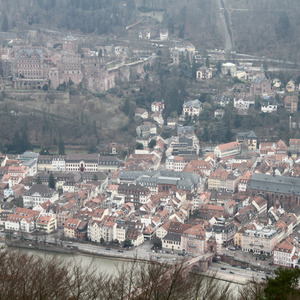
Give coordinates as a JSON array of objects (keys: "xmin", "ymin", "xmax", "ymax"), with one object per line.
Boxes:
[{"xmin": 4, "ymin": 239, "xmax": 151, "ymax": 264}]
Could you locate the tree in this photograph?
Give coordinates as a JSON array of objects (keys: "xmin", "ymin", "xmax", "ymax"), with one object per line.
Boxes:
[
  {"xmin": 136, "ymin": 142, "xmax": 144, "ymax": 150},
  {"xmin": 148, "ymin": 139, "xmax": 156, "ymax": 149},
  {"xmin": 206, "ymin": 56, "xmax": 210, "ymax": 68},
  {"xmin": 58, "ymin": 137, "xmax": 65, "ymax": 155},
  {"xmin": 151, "ymin": 236, "xmax": 162, "ymax": 249},
  {"xmin": 0, "ymin": 247, "xmax": 235, "ymax": 300},
  {"xmin": 216, "ymin": 61, "xmax": 222, "ymax": 75},
  {"xmin": 2, "ymin": 14, "xmax": 8, "ymax": 32},
  {"xmin": 264, "ymin": 267, "xmax": 300, "ymax": 300},
  {"xmin": 48, "ymin": 172, "xmax": 56, "ymax": 189},
  {"xmin": 123, "ymin": 238, "xmax": 132, "ymax": 248}
]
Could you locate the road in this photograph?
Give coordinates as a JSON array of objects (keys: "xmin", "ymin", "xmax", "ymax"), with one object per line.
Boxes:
[{"xmin": 208, "ymin": 262, "xmax": 272, "ymax": 284}]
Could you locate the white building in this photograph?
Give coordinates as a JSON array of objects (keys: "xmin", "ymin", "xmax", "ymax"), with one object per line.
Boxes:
[
  {"xmin": 51, "ymin": 156, "xmax": 66, "ymax": 171},
  {"xmin": 166, "ymin": 156, "xmax": 187, "ymax": 172},
  {"xmin": 273, "ymin": 239, "xmax": 298, "ymax": 268},
  {"xmin": 214, "ymin": 141, "xmax": 241, "ymax": 158},
  {"xmin": 23, "ymin": 184, "xmax": 59, "ymax": 208},
  {"xmin": 5, "ymin": 208, "xmax": 39, "ymax": 233},
  {"xmin": 221, "ymin": 62, "xmax": 237, "ymax": 75},
  {"xmin": 160, "ymin": 30, "xmax": 169, "ymax": 40},
  {"xmin": 151, "ymin": 101, "xmax": 165, "ymax": 112}
]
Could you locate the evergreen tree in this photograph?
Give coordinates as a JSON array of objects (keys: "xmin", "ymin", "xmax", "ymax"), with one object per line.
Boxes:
[
  {"xmin": 48, "ymin": 172, "xmax": 56, "ymax": 189},
  {"xmin": 58, "ymin": 137, "xmax": 65, "ymax": 155},
  {"xmin": 2, "ymin": 14, "xmax": 8, "ymax": 32},
  {"xmin": 206, "ymin": 56, "xmax": 210, "ymax": 68}
]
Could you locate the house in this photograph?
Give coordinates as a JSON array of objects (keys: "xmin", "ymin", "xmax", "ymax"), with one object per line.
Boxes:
[
  {"xmin": 88, "ymin": 216, "xmax": 116, "ymax": 243},
  {"xmin": 236, "ymin": 131, "xmax": 258, "ymax": 150},
  {"xmin": 273, "ymin": 238, "xmax": 298, "ymax": 268},
  {"xmin": 208, "ymin": 169, "xmax": 228, "ymax": 191},
  {"xmin": 165, "ymin": 156, "xmax": 187, "ymax": 172},
  {"xmin": 272, "ymin": 78, "xmax": 281, "ymax": 88},
  {"xmin": 233, "ymin": 97, "xmax": 255, "ymax": 113},
  {"xmin": 151, "ymin": 101, "xmax": 165, "ymax": 112},
  {"xmin": 214, "ymin": 109, "xmax": 225, "ymax": 119},
  {"xmin": 151, "ymin": 112, "xmax": 164, "ymax": 126},
  {"xmin": 289, "ymin": 139, "xmax": 300, "ymax": 151},
  {"xmin": 160, "ymin": 30, "xmax": 169, "ymax": 40},
  {"xmin": 286, "ymin": 80, "xmax": 295, "ymax": 93},
  {"xmin": 64, "ymin": 217, "xmax": 81, "ymax": 239},
  {"xmin": 182, "ymin": 99, "xmax": 202, "ymax": 117},
  {"xmin": 118, "ymin": 183, "xmax": 151, "ymax": 207},
  {"xmin": 139, "ymin": 30, "xmax": 151, "ymax": 39},
  {"xmin": 261, "ymin": 96, "xmax": 277, "ymax": 113},
  {"xmin": 135, "ymin": 108, "xmax": 148, "ymax": 119},
  {"xmin": 196, "ymin": 67, "xmax": 213, "ymax": 81},
  {"xmin": 221, "ymin": 62, "xmax": 237, "ymax": 75},
  {"xmin": 23, "ymin": 184, "xmax": 59, "ymax": 208},
  {"xmin": 250, "ymin": 76, "xmax": 272, "ymax": 96},
  {"xmin": 5, "ymin": 208, "xmax": 40, "ymax": 233},
  {"xmin": 284, "ymin": 96, "xmax": 298, "ymax": 113},
  {"xmin": 36, "ymin": 214, "xmax": 57, "ymax": 234},
  {"xmin": 214, "ymin": 141, "xmax": 241, "ymax": 158}
]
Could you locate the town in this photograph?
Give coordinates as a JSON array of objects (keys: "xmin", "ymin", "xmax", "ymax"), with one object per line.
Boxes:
[{"xmin": 0, "ymin": 4, "xmax": 299, "ymax": 285}]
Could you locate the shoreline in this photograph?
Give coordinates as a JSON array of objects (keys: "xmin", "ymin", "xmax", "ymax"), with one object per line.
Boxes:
[
  {"xmin": 3, "ymin": 240, "xmax": 252, "ymax": 286},
  {"xmin": 4, "ymin": 239, "xmax": 151, "ymax": 264}
]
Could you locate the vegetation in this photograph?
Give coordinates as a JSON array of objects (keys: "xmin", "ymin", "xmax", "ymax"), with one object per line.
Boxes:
[
  {"xmin": 48, "ymin": 172, "xmax": 56, "ymax": 189},
  {"xmin": 1, "ymin": 248, "xmax": 300, "ymax": 300}
]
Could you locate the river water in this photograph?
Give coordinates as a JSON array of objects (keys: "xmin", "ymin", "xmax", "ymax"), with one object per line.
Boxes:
[{"xmin": 2, "ymin": 243, "xmax": 128, "ymax": 275}]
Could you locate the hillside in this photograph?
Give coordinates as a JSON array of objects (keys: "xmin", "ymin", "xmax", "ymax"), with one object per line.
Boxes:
[
  {"xmin": 0, "ymin": 0, "xmax": 298, "ymax": 61},
  {"xmin": 226, "ymin": 0, "xmax": 300, "ymax": 62},
  {"xmin": 0, "ymin": 88, "xmax": 131, "ymax": 153}
]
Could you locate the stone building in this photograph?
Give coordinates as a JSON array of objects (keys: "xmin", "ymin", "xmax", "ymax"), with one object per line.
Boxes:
[
  {"xmin": 82, "ymin": 56, "xmax": 115, "ymax": 92},
  {"xmin": 14, "ymin": 49, "xmax": 48, "ymax": 89}
]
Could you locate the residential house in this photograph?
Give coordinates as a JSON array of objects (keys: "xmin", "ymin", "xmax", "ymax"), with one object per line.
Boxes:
[
  {"xmin": 221, "ymin": 62, "xmax": 237, "ymax": 75},
  {"xmin": 36, "ymin": 214, "xmax": 57, "ymax": 234},
  {"xmin": 5, "ymin": 208, "xmax": 40, "ymax": 233},
  {"xmin": 151, "ymin": 101, "xmax": 165, "ymax": 112},
  {"xmin": 214, "ymin": 109, "xmax": 225, "ymax": 119},
  {"xmin": 236, "ymin": 131, "xmax": 258, "ymax": 150},
  {"xmin": 286, "ymin": 80, "xmax": 295, "ymax": 93},
  {"xmin": 284, "ymin": 96, "xmax": 298, "ymax": 113},
  {"xmin": 261, "ymin": 96, "xmax": 277, "ymax": 113},
  {"xmin": 290, "ymin": 139, "xmax": 300, "ymax": 152},
  {"xmin": 183, "ymin": 99, "xmax": 202, "ymax": 117},
  {"xmin": 273, "ymin": 238, "xmax": 298, "ymax": 268},
  {"xmin": 135, "ymin": 108, "xmax": 148, "ymax": 119},
  {"xmin": 166, "ymin": 156, "xmax": 187, "ymax": 172},
  {"xmin": 160, "ymin": 30, "xmax": 169, "ymax": 40},
  {"xmin": 64, "ymin": 217, "xmax": 81, "ymax": 239},
  {"xmin": 196, "ymin": 67, "xmax": 213, "ymax": 81}
]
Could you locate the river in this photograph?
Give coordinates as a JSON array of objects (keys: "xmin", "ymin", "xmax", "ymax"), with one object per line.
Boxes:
[{"xmin": 2, "ymin": 242, "xmax": 129, "ymax": 275}]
